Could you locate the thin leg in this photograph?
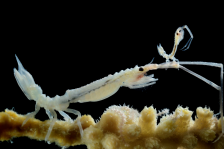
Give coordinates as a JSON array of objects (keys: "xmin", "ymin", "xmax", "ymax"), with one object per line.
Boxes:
[
  {"xmin": 213, "ymin": 64, "xmax": 224, "ymax": 143},
  {"xmin": 45, "ymin": 109, "xmax": 57, "ymax": 141},
  {"xmin": 59, "ymin": 111, "xmax": 73, "ymax": 123},
  {"xmin": 45, "ymin": 109, "xmax": 53, "ymax": 119},
  {"xmin": 157, "ymin": 61, "xmax": 220, "ymax": 90},
  {"xmin": 179, "ymin": 61, "xmax": 222, "ymax": 68},
  {"xmin": 65, "ymin": 108, "xmax": 83, "ymax": 138},
  {"xmin": 178, "ymin": 61, "xmax": 223, "ymax": 143},
  {"xmin": 22, "ymin": 104, "xmax": 40, "ymax": 126},
  {"xmin": 179, "ymin": 65, "xmax": 220, "ymax": 90}
]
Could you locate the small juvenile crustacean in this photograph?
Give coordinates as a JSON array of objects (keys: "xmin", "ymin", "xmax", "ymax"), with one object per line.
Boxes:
[{"xmin": 157, "ymin": 25, "xmax": 193, "ymax": 62}]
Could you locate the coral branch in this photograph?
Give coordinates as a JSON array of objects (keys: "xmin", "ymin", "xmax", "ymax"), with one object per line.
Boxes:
[{"xmin": 0, "ymin": 106, "xmax": 223, "ymax": 149}]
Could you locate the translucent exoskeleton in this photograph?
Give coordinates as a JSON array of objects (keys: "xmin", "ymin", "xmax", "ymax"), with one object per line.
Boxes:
[
  {"xmin": 14, "ymin": 55, "xmax": 162, "ymax": 141},
  {"xmin": 157, "ymin": 25, "xmax": 193, "ymax": 62}
]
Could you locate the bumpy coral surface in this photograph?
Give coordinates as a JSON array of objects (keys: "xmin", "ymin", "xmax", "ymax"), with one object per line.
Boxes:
[{"xmin": 0, "ymin": 105, "xmax": 223, "ymax": 149}]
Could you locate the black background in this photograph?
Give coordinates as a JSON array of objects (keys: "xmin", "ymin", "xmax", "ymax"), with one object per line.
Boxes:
[{"xmin": 2, "ymin": 2, "xmax": 223, "ymax": 149}]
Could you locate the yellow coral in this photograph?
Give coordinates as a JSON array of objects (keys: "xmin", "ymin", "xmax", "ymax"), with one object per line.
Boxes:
[
  {"xmin": 122, "ymin": 124, "xmax": 141, "ymax": 141},
  {"xmin": 139, "ymin": 106, "xmax": 157, "ymax": 137},
  {"xmin": 0, "ymin": 105, "xmax": 224, "ymax": 149}
]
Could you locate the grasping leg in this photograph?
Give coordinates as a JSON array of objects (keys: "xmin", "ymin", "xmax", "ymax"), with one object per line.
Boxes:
[
  {"xmin": 45, "ymin": 109, "xmax": 53, "ymax": 119},
  {"xmin": 45, "ymin": 109, "xmax": 57, "ymax": 142},
  {"xmin": 157, "ymin": 62, "xmax": 220, "ymax": 90},
  {"xmin": 65, "ymin": 108, "xmax": 83, "ymax": 138},
  {"xmin": 179, "ymin": 65, "xmax": 220, "ymax": 90},
  {"xmin": 179, "ymin": 61, "xmax": 224, "ymax": 143},
  {"xmin": 59, "ymin": 111, "xmax": 73, "ymax": 123},
  {"xmin": 22, "ymin": 104, "xmax": 40, "ymax": 126}
]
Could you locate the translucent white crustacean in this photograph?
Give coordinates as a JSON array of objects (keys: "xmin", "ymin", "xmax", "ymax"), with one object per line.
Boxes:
[
  {"xmin": 14, "ymin": 55, "xmax": 180, "ymax": 141},
  {"xmin": 157, "ymin": 25, "xmax": 193, "ymax": 62}
]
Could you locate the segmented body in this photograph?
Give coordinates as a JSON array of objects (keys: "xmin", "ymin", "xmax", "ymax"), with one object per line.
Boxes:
[
  {"xmin": 14, "ymin": 55, "xmax": 159, "ymax": 141},
  {"xmin": 157, "ymin": 25, "xmax": 193, "ymax": 62},
  {"xmin": 67, "ymin": 65, "xmax": 157, "ymax": 103}
]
